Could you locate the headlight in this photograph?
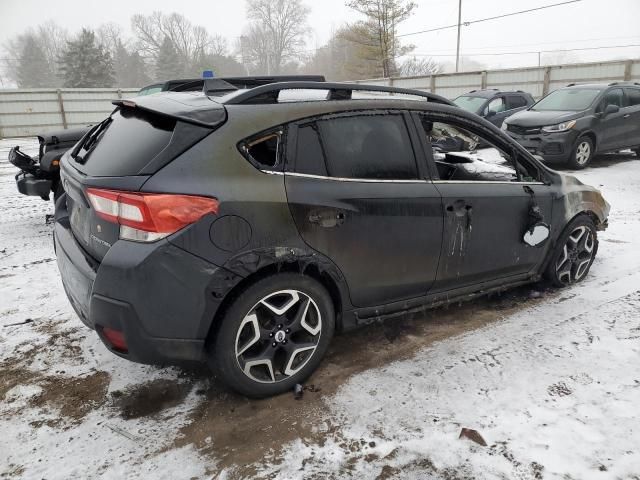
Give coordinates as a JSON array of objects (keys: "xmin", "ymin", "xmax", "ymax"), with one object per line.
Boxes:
[
  {"xmin": 541, "ymin": 120, "xmax": 576, "ymax": 133},
  {"xmin": 501, "ymin": 122, "xmax": 508, "ymax": 131}
]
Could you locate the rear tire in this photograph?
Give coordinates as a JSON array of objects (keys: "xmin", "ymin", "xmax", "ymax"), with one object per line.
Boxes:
[
  {"xmin": 567, "ymin": 136, "xmax": 594, "ymax": 169},
  {"xmin": 209, "ymin": 273, "xmax": 335, "ymax": 398},
  {"xmin": 544, "ymin": 215, "xmax": 598, "ymax": 287}
]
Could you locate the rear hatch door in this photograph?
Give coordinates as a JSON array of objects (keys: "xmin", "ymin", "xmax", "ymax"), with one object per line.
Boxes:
[{"xmin": 59, "ymin": 92, "xmax": 226, "ymax": 261}]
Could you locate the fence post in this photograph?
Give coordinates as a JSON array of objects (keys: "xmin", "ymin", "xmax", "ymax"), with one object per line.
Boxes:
[
  {"xmin": 623, "ymin": 60, "xmax": 632, "ymax": 81},
  {"xmin": 56, "ymin": 89, "xmax": 68, "ymax": 129},
  {"xmin": 430, "ymin": 74, "xmax": 436, "ymax": 93},
  {"xmin": 481, "ymin": 71, "xmax": 487, "ymax": 90},
  {"xmin": 117, "ymin": 88, "xmax": 123, "ymax": 99},
  {"xmin": 542, "ymin": 67, "xmax": 552, "ymax": 96}
]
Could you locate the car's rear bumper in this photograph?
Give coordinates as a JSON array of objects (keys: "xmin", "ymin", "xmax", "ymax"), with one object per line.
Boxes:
[
  {"xmin": 506, "ymin": 129, "xmax": 579, "ymax": 164},
  {"xmin": 54, "ymin": 196, "xmax": 242, "ymax": 365}
]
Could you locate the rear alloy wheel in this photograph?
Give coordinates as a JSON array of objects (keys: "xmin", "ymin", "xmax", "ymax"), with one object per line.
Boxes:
[
  {"xmin": 568, "ymin": 136, "xmax": 594, "ymax": 169},
  {"xmin": 545, "ymin": 216, "xmax": 598, "ymax": 287},
  {"xmin": 211, "ymin": 274, "xmax": 334, "ymax": 397}
]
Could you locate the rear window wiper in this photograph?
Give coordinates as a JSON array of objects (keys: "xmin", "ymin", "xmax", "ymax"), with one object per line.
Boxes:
[{"xmin": 73, "ymin": 117, "xmax": 113, "ymax": 164}]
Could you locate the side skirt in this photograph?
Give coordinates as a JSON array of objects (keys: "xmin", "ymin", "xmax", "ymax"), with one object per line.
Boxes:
[{"xmin": 345, "ymin": 273, "xmax": 540, "ymax": 329}]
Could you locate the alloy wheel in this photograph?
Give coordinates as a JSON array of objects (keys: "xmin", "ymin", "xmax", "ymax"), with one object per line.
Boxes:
[
  {"xmin": 555, "ymin": 225, "xmax": 595, "ymax": 284},
  {"xmin": 234, "ymin": 289, "xmax": 322, "ymax": 383},
  {"xmin": 575, "ymin": 141, "xmax": 591, "ymax": 165}
]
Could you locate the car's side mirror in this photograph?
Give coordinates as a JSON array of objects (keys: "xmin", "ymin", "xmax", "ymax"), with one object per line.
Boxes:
[
  {"xmin": 486, "ymin": 110, "xmax": 496, "ymax": 118},
  {"xmin": 604, "ymin": 104, "xmax": 619, "ymax": 116}
]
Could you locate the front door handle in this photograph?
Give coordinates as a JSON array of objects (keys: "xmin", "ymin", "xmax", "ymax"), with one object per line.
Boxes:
[
  {"xmin": 308, "ymin": 209, "xmax": 345, "ymax": 228},
  {"xmin": 446, "ymin": 200, "xmax": 473, "ymax": 229},
  {"xmin": 623, "ymin": 114, "xmax": 630, "ymax": 118}
]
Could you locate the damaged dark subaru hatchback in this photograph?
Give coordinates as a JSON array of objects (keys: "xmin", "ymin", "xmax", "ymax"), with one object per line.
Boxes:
[{"xmin": 54, "ymin": 79, "xmax": 609, "ymax": 397}]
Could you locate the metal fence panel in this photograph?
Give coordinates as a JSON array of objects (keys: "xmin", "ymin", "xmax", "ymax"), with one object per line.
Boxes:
[
  {"xmin": 1, "ymin": 60, "xmax": 639, "ymax": 137},
  {"xmin": 353, "ymin": 59, "xmax": 639, "ymax": 103},
  {"xmin": 0, "ymin": 88, "xmax": 139, "ymax": 138}
]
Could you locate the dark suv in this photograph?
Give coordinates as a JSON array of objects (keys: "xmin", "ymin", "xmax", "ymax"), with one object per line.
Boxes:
[
  {"xmin": 453, "ymin": 89, "xmax": 534, "ymax": 127},
  {"xmin": 503, "ymin": 82, "xmax": 640, "ymax": 169},
  {"xmin": 54, "ymin": 80, "xmax": 609, "ymax": 397}
]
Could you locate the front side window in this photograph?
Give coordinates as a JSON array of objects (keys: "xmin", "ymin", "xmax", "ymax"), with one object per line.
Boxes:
[
  {"xmin": 418, "ymin": 114, "xmax": 540, "ymax": 183},
  {"xmin": 603, "ymin": 88, "xmax": 625, "ymax": 108},
  {"xmin": 487, "ymin": 97, "xmax": 506, "ymax": 114},
  {"xmin": 293, "ymin": 114, "xmax": 419, "ymax": 180}
]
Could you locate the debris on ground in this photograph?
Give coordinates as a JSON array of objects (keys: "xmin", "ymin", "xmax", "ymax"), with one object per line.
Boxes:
[{"xmin": 458, "ymin": 428, "xmax": 488, "ymax": 447}]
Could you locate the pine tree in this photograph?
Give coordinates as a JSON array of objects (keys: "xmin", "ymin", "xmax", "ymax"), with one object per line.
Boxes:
[
  {"xmin": 59, "ymin": 28, "xmax": 115, "ymax": 87},
  {"xmin": 16, "ymin": 35, "xmax": 54, "ymax": 87},
  {"xmin": 155, "ymin": 37, "xmax": 183, "ymax": 80},
  {"xmin": 114, "ymin": 41, "xmax": 150, "ymax": 87}
]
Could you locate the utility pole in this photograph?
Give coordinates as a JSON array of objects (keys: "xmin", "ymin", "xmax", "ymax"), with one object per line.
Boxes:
[{"xmin": 455, "ymin": 0, "xmax": 462, "ymax": 72}]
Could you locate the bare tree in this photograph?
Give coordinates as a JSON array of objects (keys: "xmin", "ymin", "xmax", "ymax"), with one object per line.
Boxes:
[
  {"xmin": 345, "ymin": 0, "xmax": 416, "ymax": 77},
  {"xmin": 96, "ymin": 22, "xmax": 124, "ymax": 56},
  {"xmin": 131, "ymin": 11, "xmax": 227, "ymax": 76},
  {"xmin": 244, "ymin": 0, "xmax": 310, "ymax": 74},
  {"xmin": 3, "ymin": 21, "xmax": 68, "ymax": 87},
  {"xmin": 303, "ymin": 25, "xmax": 378, "ymax": 80},
  {"xmin": 399, "ymin": 56, "xmax": 441, "ymax": 76}
]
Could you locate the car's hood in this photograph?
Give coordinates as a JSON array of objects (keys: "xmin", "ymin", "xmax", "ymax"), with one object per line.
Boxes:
[{"xmin": 506, "ymin": 109, "xmax": 584, "ymax": 128}]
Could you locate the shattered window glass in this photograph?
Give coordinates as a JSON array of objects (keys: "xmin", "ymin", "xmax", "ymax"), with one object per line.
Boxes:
[
  {"xmin": 247, "ymin": 132, "xmax": 280, "ymax": 168},
  {"xmin": 315, "ymin": 114, "xmax": 418, "ymax": 180},
  {"xmin": 418, "ymin": 114, "xmax": 539, "ymax": 183}
]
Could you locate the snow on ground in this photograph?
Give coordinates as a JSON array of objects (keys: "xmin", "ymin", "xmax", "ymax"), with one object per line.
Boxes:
[{"xmin": 1, "ymin": 138, "xmax": 639, "ymax": 479}]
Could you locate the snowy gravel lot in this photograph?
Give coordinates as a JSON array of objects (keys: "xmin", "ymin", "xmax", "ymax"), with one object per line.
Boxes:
[{"xmin": 1, "ymin": 138, "xmax": 639, "ymax": 480}]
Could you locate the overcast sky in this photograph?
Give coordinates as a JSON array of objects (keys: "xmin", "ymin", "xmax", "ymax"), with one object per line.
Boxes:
[{"xmin": 1, "ymin": 0, "xmax": 639, "ymax": 72}]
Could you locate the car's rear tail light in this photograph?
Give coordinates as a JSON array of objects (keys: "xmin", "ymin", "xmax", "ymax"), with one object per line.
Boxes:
[
  {"xmin": 101, "ymin": 327, "xmax": 128, "ymax": 353},
  {"xmin": 86, "ymin": 188, "xmax": 218, "ymax": 243}
]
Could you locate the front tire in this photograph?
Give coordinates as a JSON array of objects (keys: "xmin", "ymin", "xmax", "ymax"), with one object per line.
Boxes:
[
  {"xmin": 210, "ymin": 273, "xmax": 335, "ymax": 398},
  {"xmin": 545, "ymin": 215, "xmax": 598, "ymax": 287},
  {"xmin": 568, "ymin": 136, "xmax": 594, "ymax": 169}
]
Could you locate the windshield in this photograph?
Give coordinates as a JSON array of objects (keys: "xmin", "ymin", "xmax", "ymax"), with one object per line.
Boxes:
[
  {"xmin": 453, "ymin": 95, "xmax": 487, "ymax": 113},
  {"xmin": 531, "ymin": 88, "xmax": 601, "ymax": 111}
]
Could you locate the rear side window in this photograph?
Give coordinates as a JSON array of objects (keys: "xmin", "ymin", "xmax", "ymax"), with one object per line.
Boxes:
[
  {"xmin": 307, "ymin": 114, "xmax": 418, "ymax": 180},
  {"xmin": 624, "ymin": 88, "xmax": 640, "ymax": 107},
  {"xmin": 72, "ymin": 108, "xmax": 175, "ymax": 176},
  {"xmin": 295, "ymin": 124, "xmax": 328, "ymax": 176},
  {"xmin": 507, "ymin": 95, "xmax": 527, "ymax": 109},
  {"xmin": 246, "ymin": 132, "xmax": 280, "ymax": 168}
]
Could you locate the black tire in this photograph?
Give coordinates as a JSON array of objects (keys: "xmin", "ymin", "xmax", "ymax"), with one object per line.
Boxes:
[
  {"xmin": 567, "ymin": 136, "xmax": 594, "ymax": 169},
  {"xmin": 210, "ymin": 273, "xmax": 335, "ymax": 398},
  {"xmin": 544, "ymin": 215, "xmax": 598, "ymax": 287},
  {"xmin": 633, "ymin": 147, "xmax": 640, "ymax": 158}
]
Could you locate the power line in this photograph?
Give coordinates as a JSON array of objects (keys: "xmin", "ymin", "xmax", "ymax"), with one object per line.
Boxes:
[
  {"xmin": 398, "ymin": 0, "xmax": 582, "ymax": 38},
  {"xmin": 409, "ymin": 43, "xmax": 640, "ymax": 58}
]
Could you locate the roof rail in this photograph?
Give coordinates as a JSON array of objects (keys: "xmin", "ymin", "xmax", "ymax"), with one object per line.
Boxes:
[
  {"xmin": 170, "ymin": 75, "xmax": 326, "ymax": 94},
  {"xmin": 222, "ymin": 81, "xmax": 453, "ymax": 106},
  {"xmin": 608, "ymin": 81, "xmax": 640, "ymax": 86}
]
